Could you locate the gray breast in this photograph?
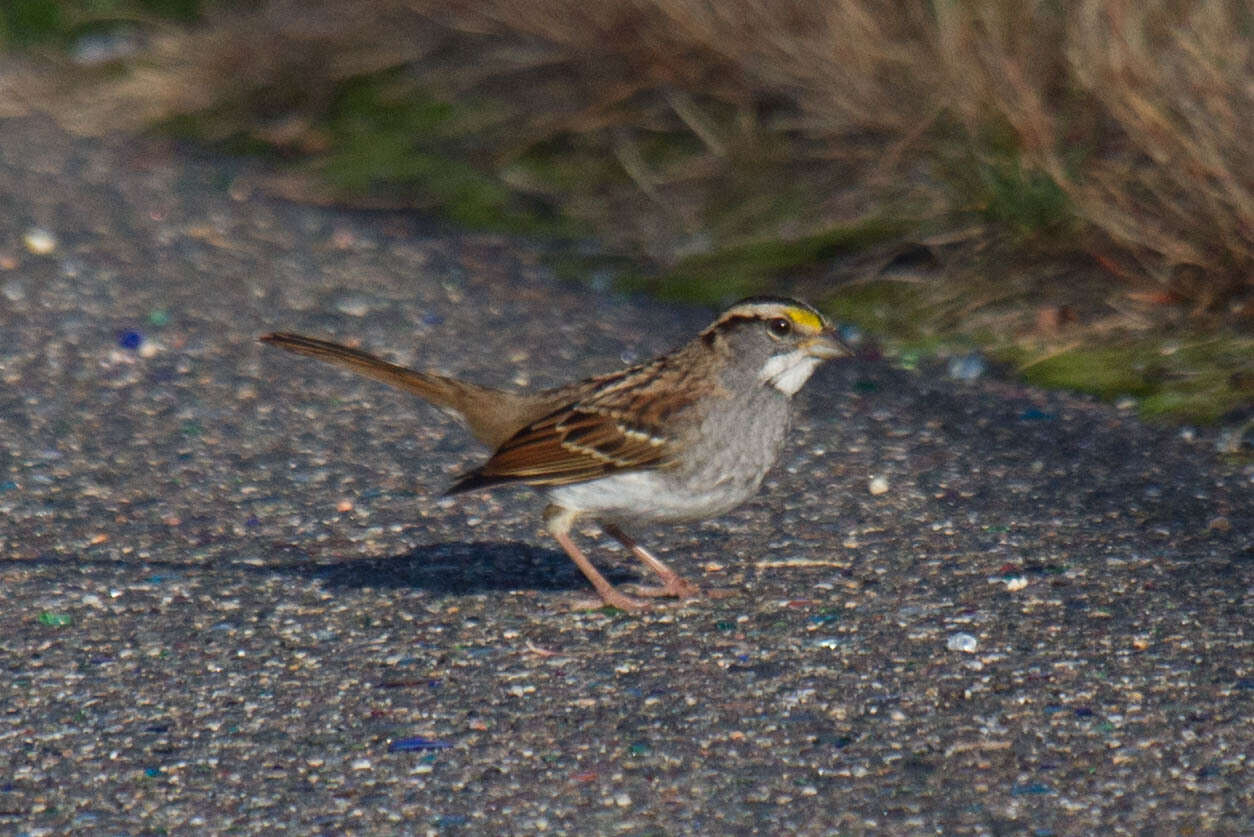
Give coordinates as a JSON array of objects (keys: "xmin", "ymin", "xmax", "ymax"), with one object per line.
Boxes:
[
  {"xmin": 548, "ymin": 386, "xmax": 794, "ymax": 523},
  {"xmin": 682, "ymin": 385, "xmax": 793, "ymax": 495}
]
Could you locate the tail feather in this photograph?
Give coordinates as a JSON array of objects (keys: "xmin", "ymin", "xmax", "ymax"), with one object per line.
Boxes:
[
  {"xmin": 443, "ymin": 469, "xmax": 511, "ymax": 496},
  {"xmin": 259, "ymin": 332, "xmax": 537, "ymax": 448}
]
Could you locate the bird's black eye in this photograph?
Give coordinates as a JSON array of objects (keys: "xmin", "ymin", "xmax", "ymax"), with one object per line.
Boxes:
[{"xmin": 767, "ymin": 317, "xmax": 792, "ymax": 338}]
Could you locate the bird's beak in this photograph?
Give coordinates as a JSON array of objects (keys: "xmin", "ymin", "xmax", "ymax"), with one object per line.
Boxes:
[{"xmin": 802, "ymin": 328, "xmax": 852, "ymax": 360}]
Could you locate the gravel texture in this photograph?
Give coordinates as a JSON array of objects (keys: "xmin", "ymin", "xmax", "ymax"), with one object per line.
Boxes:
[{"xmin": 1, "ymin": 113, "xmax": 1251, "ymax": 835}]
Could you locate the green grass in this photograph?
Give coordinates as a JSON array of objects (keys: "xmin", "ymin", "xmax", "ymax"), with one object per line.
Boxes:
[
  {"xmin": 0, "ymin": 0, "xmax": 65, "ymax": 44},
  {"xmin": 934, "ymin": 115, "xmax": 1078, "ymax": 244},
  {"xmin": 508, "ymin": 139, "xmax": 627, "ymax": 196},
  {"xmin": 976, "ymin": 157, "xmax": 1072, "ymax": 239},
  {"xmin": 0, "ymin": 0, "xmax": 203, "ymax": 46},
  {"xmin": 157, "ymin": 71, "xmax": 589, "ymax": 237},
  {"xmin": 614, "ymin": 218, "xmax": 911, "ymax": 306},
  {"xmin": 820, "ymin": 279, "xmax": 936, "ymax": 344},
  {"xmin": 317, "ymin": 76, "xmax": 582, "ymax": 235},
  {"xmin": 998, "ymin": 336, "xmax": 1253, "ymax": 424}
]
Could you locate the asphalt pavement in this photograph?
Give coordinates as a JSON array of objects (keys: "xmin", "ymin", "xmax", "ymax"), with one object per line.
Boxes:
[{"xmin": 0, "ymin": 114, "xmax": 1250, "ymax": 835}]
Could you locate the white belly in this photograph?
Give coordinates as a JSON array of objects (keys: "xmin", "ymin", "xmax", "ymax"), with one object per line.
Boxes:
[
  {"xmin": 549, "ymin": 381, "xmax": 794, "ymax": 524},
  {"xmin": 547, "ymin": 469, "xmax": 765, "ymax": 523}
]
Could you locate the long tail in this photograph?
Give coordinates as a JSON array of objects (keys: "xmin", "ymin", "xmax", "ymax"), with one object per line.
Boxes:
[{"xmin": 259, "ymin": 332, "xmax": 537, "ymax": 448}]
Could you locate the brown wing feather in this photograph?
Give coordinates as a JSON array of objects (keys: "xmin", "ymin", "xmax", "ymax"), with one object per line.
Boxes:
[
  {"xmin": 446, "ymin": 348, "xmax": 708, "ymax": 494},
  {"xmin": 487, "ymin": 409, "xmax": 669, "ymax": 480},
  {"xmin": 446, "ymin": 407, "xmax": 671, "ymax": 492}
]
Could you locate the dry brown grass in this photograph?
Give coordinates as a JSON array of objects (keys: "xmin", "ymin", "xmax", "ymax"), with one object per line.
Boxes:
[
  {"xmin": 929, "ymin": 0, "xmax": 1252, "ymax": 306},
  {"xmin": 15, "ymin": 0, "xmax": 1251, "ymax": 306},
  {"xmin": 1056, "ymin": 0, "xmax": 1253, "ymax": 304}
]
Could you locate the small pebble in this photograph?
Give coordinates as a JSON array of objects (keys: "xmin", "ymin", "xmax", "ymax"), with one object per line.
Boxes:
[
  {"xmin": 587, "ymin": 268, "xmax": 615, "ymax": 292},
  {"xmin": 1215, "ymin": 426, "xmax": 1251, "ymax": 455},
  {"xmin": 23, "ymin": 227, "xmax": 57, "ymax": 255},
  {"xmin": 947, "ymin": 632, "xmax": 978, "ymax": 653},
  {"xmin": 837, "ymin": 323, "xmax": 862, "ymax": 345},
  {"xmin": 71, "ymin": 30, "xmax": 140, "ymax": 65},
  {"xmin": 868, "ymin": 475, "xmax": 889, "ymax": 495},
  {"xmin": 947, "ymin": 352, "xmax": 986, "ymax": 381},
  {"xmin": 335, "ymin": 296, "xmax": 372, "ymax": 317}
]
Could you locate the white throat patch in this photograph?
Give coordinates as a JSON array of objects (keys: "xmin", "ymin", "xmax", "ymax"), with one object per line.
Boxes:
[{"xmin": 759, "ymin": 350, "xmax": 822, "ymax": 396}]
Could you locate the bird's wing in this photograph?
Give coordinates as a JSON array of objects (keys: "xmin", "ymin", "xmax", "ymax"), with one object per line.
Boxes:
[{"xmin": 446, "ymin": 354, "xmax": 704, "ymax": 493}]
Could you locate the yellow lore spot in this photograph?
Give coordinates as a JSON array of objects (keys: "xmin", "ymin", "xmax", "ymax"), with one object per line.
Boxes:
[{"xmin": 784, "ymin": 307, "xmax": 824, "ymax": 332}]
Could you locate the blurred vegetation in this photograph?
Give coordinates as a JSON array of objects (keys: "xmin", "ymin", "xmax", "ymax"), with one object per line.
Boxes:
[
  {"xmin": 2, "ymin": 0, "xmax": 1250, "ymax": 424},
  {"xmin": 0, "ymin": 0, "xmax": 200, "ymax": 45}
]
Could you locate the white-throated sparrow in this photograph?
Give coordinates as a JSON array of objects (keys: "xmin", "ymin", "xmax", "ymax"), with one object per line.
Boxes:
[{"xmin": 261, "ymin": 296, "xmax": 849, "ymax": 609}]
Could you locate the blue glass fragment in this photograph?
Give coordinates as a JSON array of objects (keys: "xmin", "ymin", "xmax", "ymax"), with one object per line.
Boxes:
[{"xmin": 389, "ymin": 736, "xmax": 453, "ymax": 752}]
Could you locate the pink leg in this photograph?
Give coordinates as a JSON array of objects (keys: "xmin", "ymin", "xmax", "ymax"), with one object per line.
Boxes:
[
  {"xmin": 545, "ymin": 507, "xmax": 648, "ymax": 610},
  {"xmin": 602, "ymin": 523, "xmax": 700, "ymax": 599}
]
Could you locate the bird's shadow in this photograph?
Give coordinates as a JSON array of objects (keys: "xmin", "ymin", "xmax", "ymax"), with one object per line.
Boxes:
[
  {"xmin": 274, "ymin": 540, "xmax": 640, "ymax": 596},
  {"xmin": 5, "ymin": 538, "xmax": 649, "ymax": 597}
]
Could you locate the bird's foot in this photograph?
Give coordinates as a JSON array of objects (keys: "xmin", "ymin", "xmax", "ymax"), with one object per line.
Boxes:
[
  {"xmin": 624, "ymin": 576, "xmax": 701, "ymax": 599},
  {"xmin": 570, "ymin": 590, "xmax": 652, "ymax": 611}
]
